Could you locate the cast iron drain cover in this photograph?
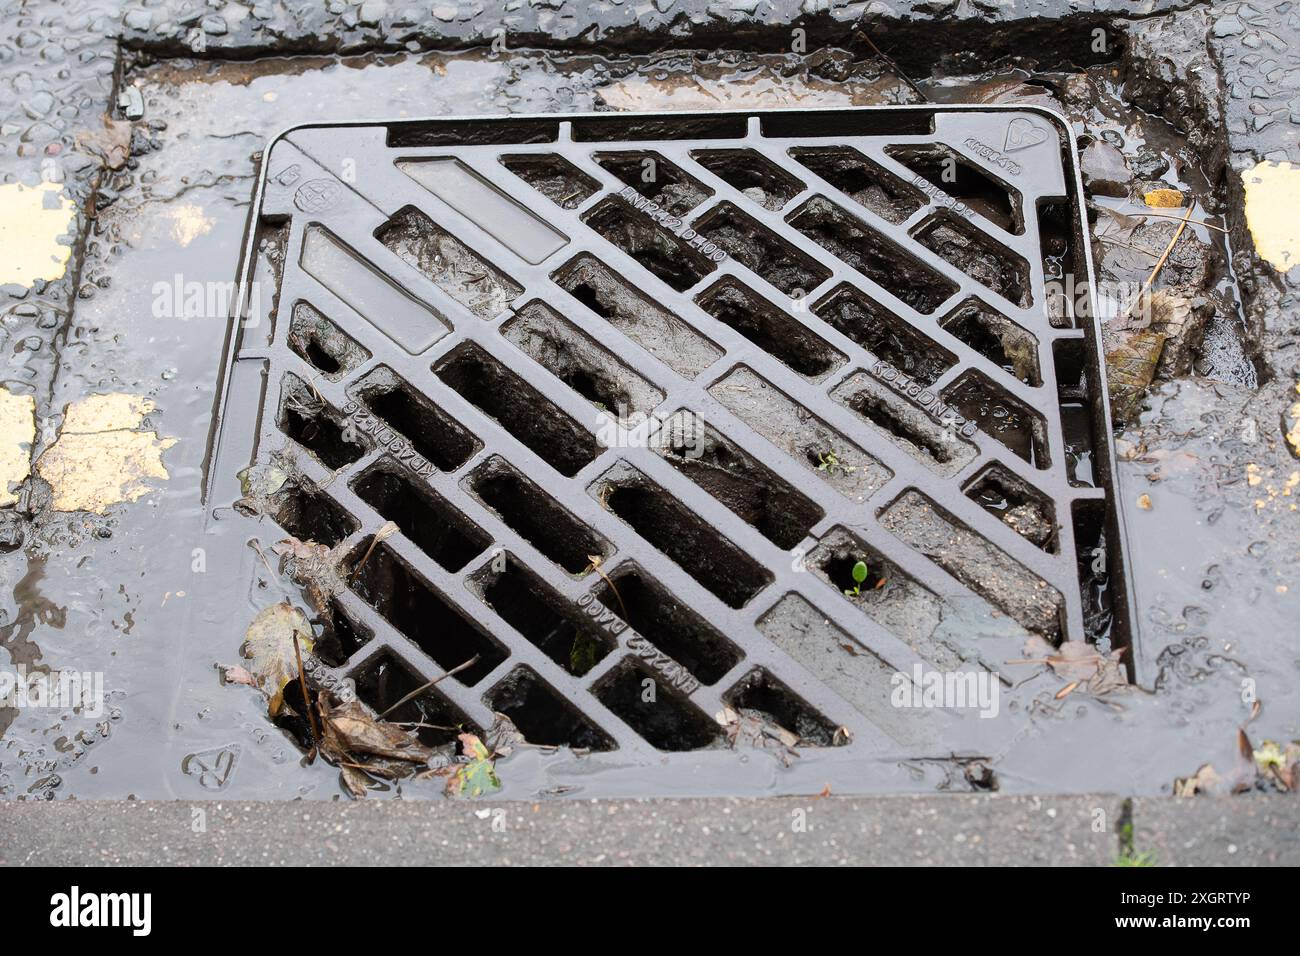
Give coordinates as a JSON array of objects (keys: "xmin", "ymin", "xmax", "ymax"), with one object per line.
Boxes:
[{"xmin": 210, "ymin": 107, "xmax": 1138, "ymax": 796}]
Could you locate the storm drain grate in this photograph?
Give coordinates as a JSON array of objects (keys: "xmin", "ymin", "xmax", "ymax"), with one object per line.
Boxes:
[{"xmin": 212, "ymin": 108, "xmax": 1137, "ymax": 791}]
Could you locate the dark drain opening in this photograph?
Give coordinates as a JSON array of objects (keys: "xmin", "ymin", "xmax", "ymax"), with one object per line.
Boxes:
[
  {"xmin": 553, "ymin": 254, "xmax": 722, "ymax": 379},
  {"xmin": 788, "ymin": 196, "xmax": 957, "ymax": 313},
  {"xmin": 1038, "ymin": 199, "xmax": 1077, "ymax": 328},
  {"xmin": 387, "ymin": 118, "xmax": 559, "ymax": 147},
  {"xmin": 1054, "ymin": 339, "xmax": 1097, "ymax": 487},
  {"xmin": 583, "ymin": 196, "xmax": 716, "ymax": 292},
  {"xmin": 822, "ymin": 551, "xmax": 889, "ymax": 594},
  {"xmin": 503, "ymin": 301, "xmax": 664, "ymax": 418},
  {"xmin": 964, "ymin": 462, "xmax": 1058, "ymax": 552},
  {"xmin": 724, "ymin": 669, "xmax": 843, "ymax": 747},
  {"xmin": 353, "ymin": 652, "xmax": 479, "ymax": 747},
  {"xmin": 812, "ymin": 284, "xmax": 956, "ymax": 386},
  {"xmin": 656, "ymin": 410, "xmax": 824, "ymax": 550},
  {"xmin": 354, "ymin": 367, "xmax": 480, "ymax": 472},
  {"xmin": 469, "ymin": 554, "xmax": 613, "ymax": 677},
  {"xmin": 833, "ymin": 375, "xmax": 967, "ymax": 468},
  {"xmin": 377, "ymin": 205, "xmax": 523, "ymax": 320},
  {"xmin": 287, "ymin": 301, "xmax": 370, "ymax": 380},
  {"xmin": 500, "ymin": 153, "xmax": 599, "ymax": 209},
  {"xmin": 594, "ymin": 150, "xmax": 712, "ymax": 216},
  {"xmin": 944, "ymin": 371, "xmax": 1049, "ymax": 469},
  {"xmin": 596, "ymin": 467, "xmax": 772, "ymax": 609},
  {"xmin": 593, "ymin": 565, "xmax": 742, "ymax": 685},
  {"xmin": 694, "ymin": 201, "xmax": 830, "ymax": 296},
  {"xmin": 695, "ymin": 277, "xmax": 844, "ymax": 379},
  {"xmin": 913, "ymin": 213, "xmax": 1032, "ymax": 308},
  {"xmin": 939, "ymin": 298, "xmax": 1041, "ymax": 386},
  {"xmin": 470, "ymin": 457, "xmax": 611, "ymax": 576},
  {"xmin": 691, "ymin": 148, "xmax": 805, "ymax": 211},
  {"xmin": 352, "ymin": 463, "xmax": 490, "ymax": 572},
  {"xmin": 1072, "ymin": 500, "xmax": 1114, "ymax": 650},
  {"xmin": 348, "ymin": 540, "xmax": 506, "ymax": 685},
  {"xmin": 314, "ymin": 598, "xmax": 373, "ymax": 667},
  {"xmin": 485, "ymin": 666, "xmax": 615, "ymax": 750},
  {"xmin": 278, "ymin": 375, "xmax": 366, "ymax": 469},
  {"xmin": 885, "ymin": 144, "xmax": 1021, "ymax": 233},
  {"xmin": 434, "ymin": 343, "xmax": 600, "ymax": 478},
  {"xmin": 272, "ymin": 479, "xmax": 358, "ymax": 548},
  {"xmin": 790, "ymin": 145, "xmax": 924, "ymax": 225},
  {"xmin": 592, "ymin": 658, "xmax": 722, "ymax": 751},
  {"xmin": 760, "ymin": 109, "xmax": 934, "ymax": 138}
]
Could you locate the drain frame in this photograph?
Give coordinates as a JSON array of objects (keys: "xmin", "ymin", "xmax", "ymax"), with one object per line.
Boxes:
[{"xmin": 209, "ymin": 106, "xmax": 1141, "ymax": 794}]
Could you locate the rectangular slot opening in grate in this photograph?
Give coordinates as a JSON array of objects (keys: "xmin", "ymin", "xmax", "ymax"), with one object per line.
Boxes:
[
  {"xmin": 387, "ymin": 118, "xmax": 559, "ymax": 147},
  {"xmin": 695, "ymin": 277, "xmax": 844, "ymax": 380},
  {"xmin": 943, "ymin": 369, "xmax": 1049, "ymax": 469},
  {"xmin": 790, "ymin": 145, "xmax": 925, "ymax": 225},
  {"xmin": 500, "ymin": 153, "xmax": 600, "ymax": 209},
  {"xmin": 485, "ymin": 665, "xmax": 615, "ymax": 750},
  {"xmin": 880, "ymin": 489, "xmax": 1064, "ymax": 641},
  {"xmin": 468, "ymin": 553, "xmax": 615, "ymax": 677},
  {"xmin": 1039, "ymin": 199, "xmax": 1078, "ymax": 328},
  {"xmin": 502, "ymin": 300, "xmax": 664, "ymax": 419},
  {"xmin": 831, "ymin": 371, "xmax": 978, "ymax": 476},
  {"xmin": 347, "ymin": 539, "xmax": 507, "ymax": 684},
  {"xmin": 571, "ymin": 114, "xmax": 746, "ymax": 142},
  {"xmin": 939, "ymin": 297, "xmax": 1041, "ymax": 386},
  {"xmin": 1054, "ymin": 338, "xmax": 1097, "ymax": 487},
  {"xmin": 593, "ymin": 463, "xmax": 772, "ymax": 609},
  {"xmin": 885, "ymin": 144, "xmax": 1022, "ymax": 233},
  {"xmin": 913, "ymin": 212, "xmax": 1032, "ymax": 308},
  {"xmin": 691, "ymin": 148, "xmax": 806, "ymax": 211},
  {"xmin": 709, "ymin": 365, "xmax": 893, "ymax": 501},
  {"xmin": 812, "ymin": 283, "xmax": 956, "ymax": 386},
  {"xmin": 469, "ymin": 456, "xmax": 611, "ymax": 576},
  {"xmin": 287, "ymin": 301, "xmax": 371, "ymax": 381},
  {"xmin": 376, "ymin": 205, "xmax": 523, "ymax": 319},
  {"xmin": 760, "ymin": 109, "xmax": 934, "ymax": 139},
  {"xmin": 593, "ymin": 563, "xmax": 742, "ymax": 685},
  {"xmin": 594, "ymin": 150, "xmax": 713, "ymax": 216},
  {"xmin": 278, "ymin": 374, "xmax": 367, "ymax": 469},
  {"xmin": 352, "ymin": 461, "xmax": 491, "ymax": 571},
  {"xmin": 552, "ymin": 254, "xmax": 721, "ymax": 379},
  {"xmin": 724, "ymin": 668, "xmax": 843, "ymax": 747},
  {"xmin": 353, "ymin": 652, "xmax": 479, "ymax": 747},
  {"xmin": 654, "ymin": 410, "xmax": 824, "ymax": 550},
  {"xmin": 788, "ymin": 196, "xmax": 957, "ymax": 313},
  {"xmin": 270, "ymin": 478, "xmax": 358, "ymax": 548},
  {"xmin": 352, "ymin": 366, "xmax": 481, "ymax": 473},
  {"xmin": 1072, "ymin": 500, "xmax": 1114, "ymax": 649},
  {"xmin": 582, "ymin": 195, "xmax": 718, "ymax": 293},
  {"xmin": 964, "ymin": 462, "xmax": 1058, "ymax": 552},
  {"xmin": 435, "ymin": 342, "xmax": 601, "ymax": 478},
  {"xmin": 694, "ymin": 201, "xmax": 830, "ymax": 297},
  {"xmin": 315, "ymin": 598, "xmax": 373, "ymax": 667},
  {"xmin": 592, "ymin": 657, "xmax": 723, "ymax": 751}
]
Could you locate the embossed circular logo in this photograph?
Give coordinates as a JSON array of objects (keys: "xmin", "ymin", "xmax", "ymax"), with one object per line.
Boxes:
[{"xmin": 293, "ymin": 178, "xmax": 342, "ymax": 213}]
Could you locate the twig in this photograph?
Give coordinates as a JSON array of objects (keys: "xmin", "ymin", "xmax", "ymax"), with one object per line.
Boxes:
[
  {"xmin": 583, "ymin": 553, "xmax": 629, "ymax": 622},
  {"xmin": 293, "ymin": 633, "xmax": 321, "ymax": 759},
  {"xmin": 349, "ymin": 521, "xmax": 399, "ymax": 583},
  {"xmin": 1138, "ymin": 201, "xmax": 1195, "ymax": 299},
  {"xmin": 853, "ymin": 29, "xmax": 928, "ymax": 103},
  {"xmin": 1134, "ymin": 210, "xmax": 1229, "ymax": 234},
  {"xmin": 378, "ymin": 654, "xmax": 481, "ymax": 719},
  {"xmin": 248, "ymin": 538, "xmax": 277, "ymax": 577}
]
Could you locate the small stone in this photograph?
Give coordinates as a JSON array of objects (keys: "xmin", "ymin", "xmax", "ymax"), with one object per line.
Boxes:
[
  {"xmin": 199, "ymin": 14, "xmax": 228, "ymax": 35},
  {"xmin": 359, "ymin": 0, "xmax": 387, "ymax": 24},
  {"xmin": 1079, "ymin": 140, "xmax": 1130, "ymax": 198},
  {"xmin": 123, "ymin": 9, "xmax": 152, "ymax": 30}
]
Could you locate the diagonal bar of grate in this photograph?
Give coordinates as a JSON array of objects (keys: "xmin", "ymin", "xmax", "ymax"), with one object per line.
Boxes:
[{"xmin": 211, "ymin": 108, "xmax": 1139, "ymax": 793}]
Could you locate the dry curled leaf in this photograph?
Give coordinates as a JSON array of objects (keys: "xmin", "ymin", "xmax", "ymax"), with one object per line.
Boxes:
[{"xmin": 319, "ymin": 697, "xmax": 433, "ymax": 764}]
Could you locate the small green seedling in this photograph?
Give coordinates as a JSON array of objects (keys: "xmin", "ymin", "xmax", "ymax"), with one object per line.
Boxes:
[
  {"xmin": 816, "ymin": 449, "xmax": 856, "ymax": 477},
  {"xmin": 843, "ymin": 560, "xmax": 870, "ymax": 597}
]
